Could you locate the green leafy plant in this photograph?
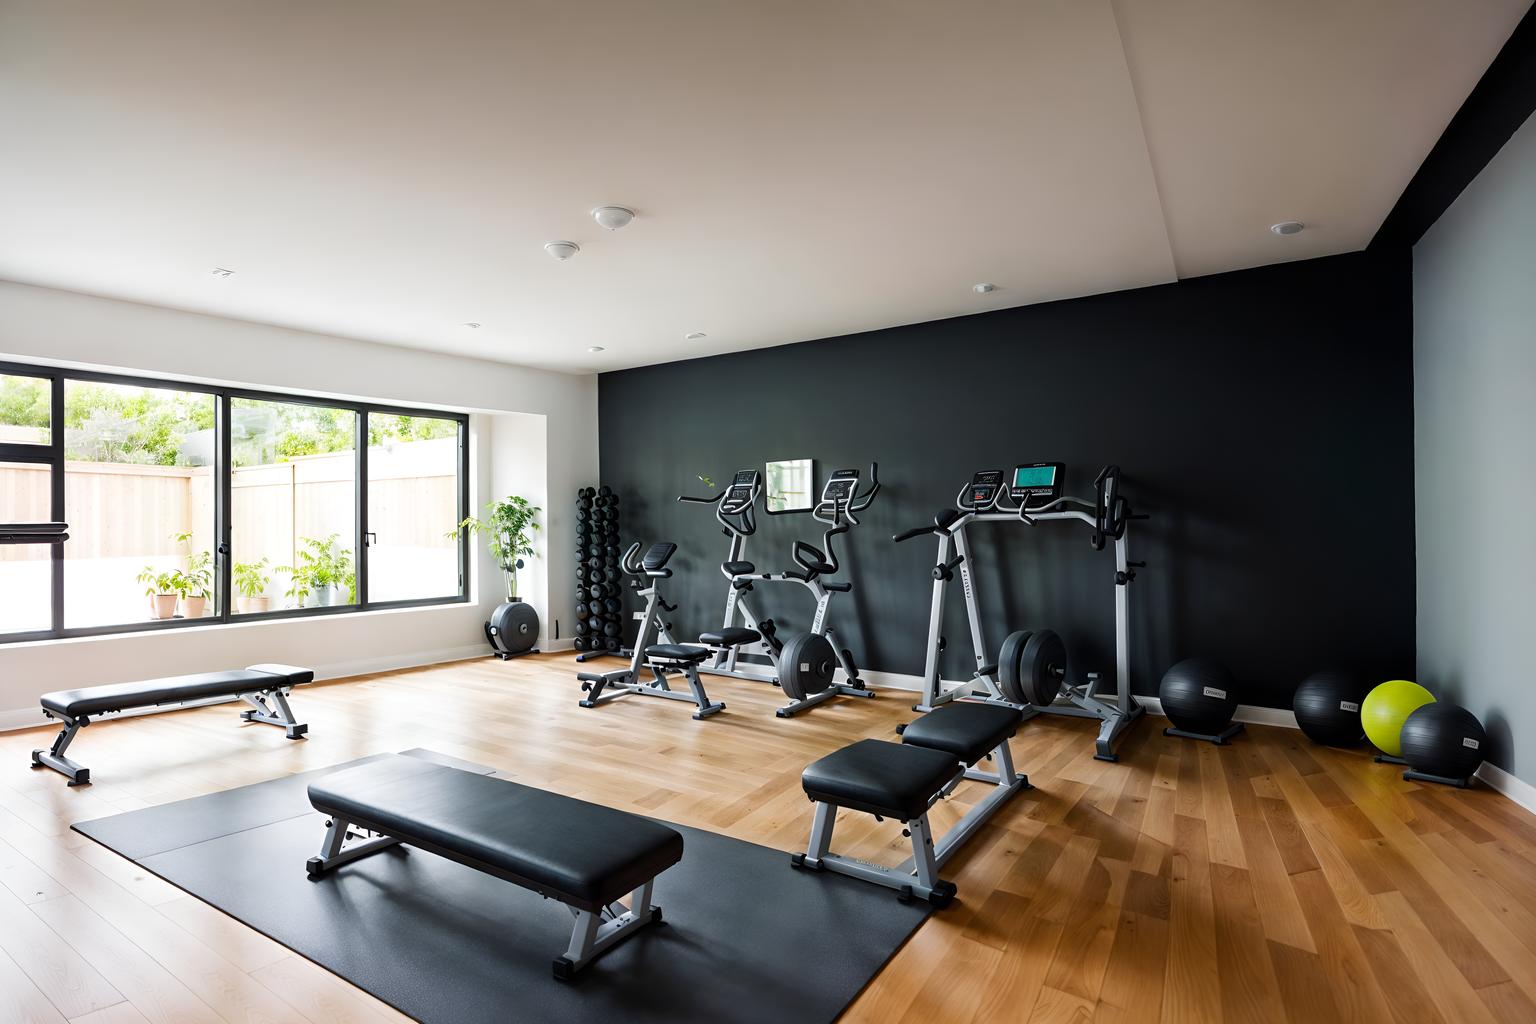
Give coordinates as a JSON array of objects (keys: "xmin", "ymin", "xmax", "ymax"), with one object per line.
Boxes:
[
  {"xmin": 135, "ymin": 566, "xmax": 179, "ymax": 597},
  {"xmin": 454, "ymin": 495, "xmax": 540, "ymax": 600},
  {"xmin": 135, "ymin": 531, "xmax": 212, "ymax": 598},
  {"xmin": 279, "ymin": 535, "xmax": 354, "ymax": 607},
  {"xmin": 233, "ymin": 558, "xmax": 271, "ymax": 599}
]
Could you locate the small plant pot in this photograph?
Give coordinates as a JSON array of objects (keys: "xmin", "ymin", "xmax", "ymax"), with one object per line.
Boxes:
[
  {"xmin": 315, "ymin": 584, "xmax": 348, "ymax": 607},
  {"xmin": 238, "ymin": 595, "xmax": 270, "ymax": 614},
  {"xmin": 149, "ymin": 593, "xmax": 178, "ymax": 619},
  {"xmin": 181, "ymin": 595, "xmax": 207, "ymax": 618}
]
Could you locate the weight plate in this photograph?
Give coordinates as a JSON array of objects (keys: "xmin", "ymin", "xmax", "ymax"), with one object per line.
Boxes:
[
  {"xmin": 1021, "ymin": 629, "xmax": 1067, "ymax": 706},
  {"xmin": 778, "ymin": 632, "xmax": 837, "ymax": 701},
  {"xmin": 997, "ymin": 630, "xmax": 1034, "ymax": 704},
  {"xmin": 603, "ymin": 621, "xmax": 621, "ymax": 637}
]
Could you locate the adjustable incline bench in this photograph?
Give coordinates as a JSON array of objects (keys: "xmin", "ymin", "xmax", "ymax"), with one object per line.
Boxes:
[
  {"xmin": 32, "ymin": 663, "xmax": 313, "ymax": 786},
  {"xmin": 305, "ymin": 754, "xmax": 684, "ymax": 979},
  {"xmin": 791, "ymin": 702, "xmax": 1030, "ymax": 905}
]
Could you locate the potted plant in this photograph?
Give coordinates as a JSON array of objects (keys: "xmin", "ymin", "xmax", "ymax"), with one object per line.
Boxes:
[
  {"xmin": 136, "ymin": 567, "xmax": 180, "ymax": 619},
  {"xmin": 281, "ymin": 535, "xmax": 354, "ymax": 607},
  {"xmin": 234, "ymin": 558, "xmax": 272, "ymax": 614},
  {"xmin": 455, "ymin": 495, "xmax": 540, "ymax": 601},
  {"xmin": 180, "ymin": 546, "xmax": 214, "ymax": 618}
]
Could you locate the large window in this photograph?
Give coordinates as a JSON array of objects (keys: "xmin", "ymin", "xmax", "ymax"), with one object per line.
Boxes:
[{"xmin": 0, "ymin": 362, "xmax": 467, "ymax": 643}]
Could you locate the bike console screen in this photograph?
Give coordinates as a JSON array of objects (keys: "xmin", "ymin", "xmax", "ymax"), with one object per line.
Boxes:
[
  {"xmin": 821, "ymin": 468, "xmax": 859, "ymax": 507},
  {"xmin": 723, "ymin": 470, "xmax": 759, "ymax": 514},
  {"xmin": 1010, "ymin": 462, "xmax": 1064, "ymax": 508},
  {"xmin": 966, "ymin": 470, "xmax": 1004, "ymax": 510}
]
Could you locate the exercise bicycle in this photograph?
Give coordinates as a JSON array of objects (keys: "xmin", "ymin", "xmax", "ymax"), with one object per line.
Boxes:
[
  {"xmin": 576, "ymin": 541, "xmax": 725, "ymax": 719},
  {"xmin": 682, "ymin": 464, "xmax": 881, "ymax": 717},
  {"xmin": 677, "ymin": 469, "xmax": 786, "ymax": 680},
  {"xmin": 893, "ymin": 463, "xmax": 1148, "ymax": 761}
]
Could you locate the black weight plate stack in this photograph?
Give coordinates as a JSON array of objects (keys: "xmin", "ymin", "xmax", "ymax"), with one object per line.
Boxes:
[
  {"xmin": 1021, "ymin": 630, "xmax": 1067, "ymax": 706},
  {"xmin": 779, "ymin": 632, "xmax": 837, "ymax": 701},
  {"xmin": 997, "ymin": 630, "xmax": 1034, "ymax": 704}
]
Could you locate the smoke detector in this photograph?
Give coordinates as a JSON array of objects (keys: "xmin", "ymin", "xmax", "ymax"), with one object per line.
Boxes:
[
  {"xmin": 1270, "ymin": 221, "xmax": 1305, "ymax": 236},
  {"xmin": 591, "ymin": 206, "xmax": 635, "ymax": 231},
  {"xmin": 973, "ymin": 283, "xmax": 997, "ymax": 294},
  {"xmin": 545, "ymin": 240, "xmax": 580, "ymax": 261}
]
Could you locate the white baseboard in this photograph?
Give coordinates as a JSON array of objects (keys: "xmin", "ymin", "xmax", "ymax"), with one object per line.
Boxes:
[{"xmin": 1474, "ymin": 760, "xmax": 1536, "ymax": 815}]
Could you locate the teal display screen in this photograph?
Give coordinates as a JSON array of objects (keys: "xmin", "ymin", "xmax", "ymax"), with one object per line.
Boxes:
[{"xmin": 1013, "ymin": 464, "xmax": 1057, "ymax": 488}]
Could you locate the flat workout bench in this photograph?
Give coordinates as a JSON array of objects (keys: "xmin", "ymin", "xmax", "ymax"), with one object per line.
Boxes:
[
  {"xmin": 792, "ymin": 702, "xmax": 1030, "ymax": 905},
  {"xmin": 32, "ymin": 663, "xmax": 313, "ymax": 786},
  {"xmin": 306, "ymin": 755, "xmax": 684, "ymax": 979}
]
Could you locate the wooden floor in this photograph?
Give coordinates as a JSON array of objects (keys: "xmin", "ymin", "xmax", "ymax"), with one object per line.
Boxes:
[{"xmin": 1, "ymin": 654, "xmax": 1535, "ymax": 1023}]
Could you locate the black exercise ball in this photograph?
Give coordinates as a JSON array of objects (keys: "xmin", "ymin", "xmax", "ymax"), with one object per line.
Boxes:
[
  {"xmin": 1401, "ymin": 702, "xmax": 1486, "ymax": 781},
  {"xmin": 1293, "ymin": 670, "xmax": 1367, "ymax": 746},
  {"xmin": 1160, "ymin": 658, "xmax": 1238, "ymax": 733}
]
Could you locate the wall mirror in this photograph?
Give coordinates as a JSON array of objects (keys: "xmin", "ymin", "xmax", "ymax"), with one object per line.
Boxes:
[{"xmin": 765, "ymin": 458, "xmax": 814, "ymax": 514}]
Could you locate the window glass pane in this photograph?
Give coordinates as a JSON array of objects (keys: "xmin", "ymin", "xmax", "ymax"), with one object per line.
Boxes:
[
  {"xmin": 63, "ymin": 381, "xmax": 217, "ymax": 627},
  {"xmin": 232, "ymin": 399, "xmax": 357, "ymax": 612},
  {"xmin": 0, "ymin": 461, "xmax": 53, "ymax": 633},
  {"xmin": 366, "ymin": 414, "xmax": 461, "ymax": 602},
  {"xmin": 0, "ymin": 373, "xmax": 51, "ymax": 445}
]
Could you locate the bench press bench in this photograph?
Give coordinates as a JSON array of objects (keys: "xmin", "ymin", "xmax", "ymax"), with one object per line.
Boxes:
[
  {"xmin": 791, "ymin": 701, "xmax": 1030, "ymax": 905},
  {"xmin": 31, "ymin": 663, "xmax": 313, "ymax": 786},
  {"xmin": 305, "ymin": 755, "xmax": 684, "ymax": 979}
]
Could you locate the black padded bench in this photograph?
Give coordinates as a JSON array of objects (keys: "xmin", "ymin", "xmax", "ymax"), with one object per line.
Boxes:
[
  {"xmin": 31, "ymin": 663, "xmax": 313, "ymax": 786},
  {"xmin": 305, "ymin": 755, "xmax": 684, "ymax": 979},
  {"xmin": 792, "ymin": 701, "xmax": 1030, "ymax": 905}
]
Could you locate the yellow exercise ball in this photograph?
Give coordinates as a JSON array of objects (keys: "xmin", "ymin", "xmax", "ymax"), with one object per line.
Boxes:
[{"xmin": 1361, "ymin": 679, "xmax": 1435, "ymax": 757}]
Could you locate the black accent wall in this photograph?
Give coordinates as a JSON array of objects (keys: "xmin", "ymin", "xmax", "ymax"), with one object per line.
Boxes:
[{"xmin": 597, "ymin": 250, "xmax": 1415, "ymax": 710}]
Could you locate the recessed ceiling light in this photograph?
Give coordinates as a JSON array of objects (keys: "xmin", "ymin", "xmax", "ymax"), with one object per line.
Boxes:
[
  {"xmin": 462, "ymin": 322, "xmax": 482, "ymax": 329},
  {"xmin": 545, "ymin": 240, "xmax": 580, "ymax": 261},
  {"xmin": 591, "ymin": 206, "xmax": 635, "ymax": 231},
  {"xmin": 211, "ymin": 267, "xmax": 234, "ymax": 278},
  {"xmin": 685, "ymin": 332, "xmax": 707, "ymax": 340},
  {"xmin": 973, "ymin": 283, "xmax": 996, "ymax": 294},
  {"xmin": 588, "ymin": 346, "xmax": 605, "ymax": 353},
  {"xmin": 1270, "ymin": 221, "xmax": 1305, "ymax": 236}
]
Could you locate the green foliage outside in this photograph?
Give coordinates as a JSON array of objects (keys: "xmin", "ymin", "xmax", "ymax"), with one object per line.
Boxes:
[{"xmin": 0, "ymin": 375, "xmax": 455, "ymax": 467}]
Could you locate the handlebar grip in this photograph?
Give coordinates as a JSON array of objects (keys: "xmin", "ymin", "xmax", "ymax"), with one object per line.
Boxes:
[{"xmin": 893, "ymin": 525, "xmax": 934, "ymax": 543}]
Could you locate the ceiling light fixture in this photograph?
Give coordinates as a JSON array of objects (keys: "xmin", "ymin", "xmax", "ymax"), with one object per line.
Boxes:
[
  {"xmin": 211, "ymin": 267, "xmax": 234, "ymax": 278},
  {"xmin": 1270, "ymin": 221, "xmax": 1305, "ymax": 236},
  {"xmin": 685, "ymin": 331, "xmax": 707, "ymax": 340},
  {"xmin": 591, "ymin": 206, "xmax": 635, "ymax": 231},
  {"xmin": 462, "ymin": 322, "xmax": 482, "ymax": 329},
  {"xmin": 545, "ymin": 240, "xmax": 580, "ymax": 261},
  {"xmin": 588, "ymin": 346, "xmax": 606, "ymax": 353},
  {"xmin": 973, "ymin": 283, "xmax": 997, "ymax": 294}
]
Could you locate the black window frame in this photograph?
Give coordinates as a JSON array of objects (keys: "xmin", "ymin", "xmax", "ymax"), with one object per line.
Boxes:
[{"xmin": 0, "ymin": 359, "xmax": 470, "ymax": 644}]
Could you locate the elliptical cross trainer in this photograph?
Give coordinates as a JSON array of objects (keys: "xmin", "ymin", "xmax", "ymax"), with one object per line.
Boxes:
[{"xmin": 894, "ymin": 463, "xmax": 1147, "ymax": 761}]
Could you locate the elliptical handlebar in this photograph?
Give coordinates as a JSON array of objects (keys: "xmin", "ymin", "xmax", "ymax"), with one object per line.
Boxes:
[
  {"xmin": 676, "ymin": 492, "xmax": 725, "ymax": 505},
  {"xmin": 620, "ymin": 541, "xmax": 645, "ymax": 576}
]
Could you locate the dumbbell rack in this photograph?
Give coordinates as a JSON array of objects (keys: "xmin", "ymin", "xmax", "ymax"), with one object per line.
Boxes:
[{"xmin": 573, "ymin": 486, "xmax": 630, "ymax": 661}]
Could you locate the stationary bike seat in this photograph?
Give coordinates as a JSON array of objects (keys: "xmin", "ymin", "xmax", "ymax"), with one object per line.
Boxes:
[{"xmin": 723, "ymin": 561, "xmax": 755, "ymax": 578}]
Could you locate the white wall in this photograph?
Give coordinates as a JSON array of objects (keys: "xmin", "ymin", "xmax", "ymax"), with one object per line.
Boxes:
[
  {"xmin": 1413, "ymin": 110, "xmax": 1536, "ymax": 787},
  {"xmin": 0, "ymin": 280, "xmax": 597, "ymax": 725}
]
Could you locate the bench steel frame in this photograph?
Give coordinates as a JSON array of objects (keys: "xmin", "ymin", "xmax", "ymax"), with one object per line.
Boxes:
[
  {"xmin": 306, "ymin": 812, "xmax": 665, "ymax": 978},
  {"xmin": 795, "ymin": 738, "xmax": 1030, "ymax": 904},
  {"xmin": 30, "ymin": 680, "xmax": 307, "ymax": 786}
]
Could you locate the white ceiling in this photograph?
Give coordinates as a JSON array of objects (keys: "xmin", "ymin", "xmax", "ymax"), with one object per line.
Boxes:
[{"xmin": 0, "ymin": 1, "xmax": 1527, "ymax": 373}]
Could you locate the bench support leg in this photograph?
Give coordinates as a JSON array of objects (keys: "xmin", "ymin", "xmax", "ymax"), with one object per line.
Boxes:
[
  {"xmin": 305, "ymin": 816, "xmax": 402, "ymax": 878},
  {"xmin": 30, "ymin": 714, "xmax": 90, "ymax": 786},
  {"xmin": 239, "ymin": 688, "xmax": 308, "ymax": 739},
  {"xmin": 553, "ymin": 877, "xmax": 661, "ymax": 980},
  {"xmin": 794, "ymin": 800, "xmax": 954, "ymax": 905}
]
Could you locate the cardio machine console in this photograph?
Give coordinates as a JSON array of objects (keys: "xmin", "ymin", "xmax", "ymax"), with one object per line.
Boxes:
[
  {"xmin": 820, "ymin": 468, "xmax": 860, "ymax": 508},
  {"xmin": 1009, "ymin": 462, "xmax": 1065, "ymax": 509},
  {"xmin": 965, "ymin": 470, "xmax": 1005, "ymax": 510},
  {"xmin": 722, "ymin": 469, "xmax": 760, "ymax": 515}
]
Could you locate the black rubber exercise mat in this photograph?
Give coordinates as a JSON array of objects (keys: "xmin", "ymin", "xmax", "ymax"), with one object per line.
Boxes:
[{"xmin": 73, "ymin": 749, "xmax": 930, "ymax": 1024}]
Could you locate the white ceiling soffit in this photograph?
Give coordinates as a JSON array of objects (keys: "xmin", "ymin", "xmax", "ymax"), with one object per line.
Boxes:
[{"xmin": 0, "ymin": 1, "xmax": 1526, "ymax": 373}]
